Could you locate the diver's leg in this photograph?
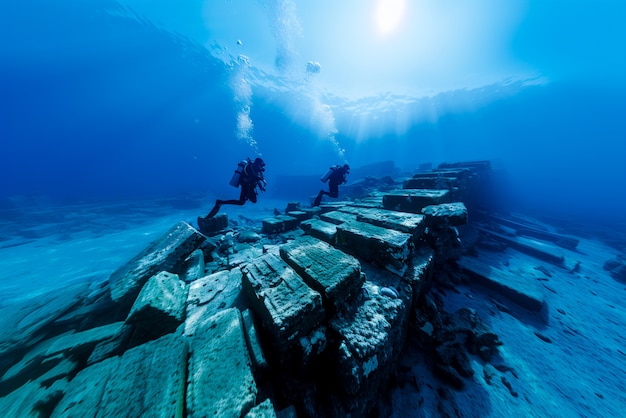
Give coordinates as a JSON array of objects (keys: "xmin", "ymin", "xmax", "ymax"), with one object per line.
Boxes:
[{"xmin": 313, "ymin": 189, "xmax": 328, "ymax": 207}]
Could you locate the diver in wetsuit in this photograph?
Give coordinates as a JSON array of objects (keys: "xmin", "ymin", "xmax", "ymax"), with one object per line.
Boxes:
[
  {"xmin": 198, "ymin": 157, "xmax": 266, "ymax": 230},
  {"xmin": 313, "ymin": 164, "xmax": 350, "ymax": 207}
]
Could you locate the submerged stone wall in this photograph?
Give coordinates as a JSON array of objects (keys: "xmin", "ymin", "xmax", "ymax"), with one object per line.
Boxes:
[{"xmin": 0, "ymin": 160, "xmax": 508, "ymax": 417}]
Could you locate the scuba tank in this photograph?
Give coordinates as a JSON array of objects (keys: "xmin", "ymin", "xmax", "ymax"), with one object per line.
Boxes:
[
  {"xmin": 320, "ymin": 165, "xmax": 338, "ymax": 183},
  {"xmin": 229, "ymin": 159, "xmax": 248, "ymax": 187}
]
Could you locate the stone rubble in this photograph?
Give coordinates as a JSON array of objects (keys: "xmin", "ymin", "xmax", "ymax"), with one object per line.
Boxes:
[{"xmin": 1, "ymin": 160, "xmax": 583, "ymax": 417}]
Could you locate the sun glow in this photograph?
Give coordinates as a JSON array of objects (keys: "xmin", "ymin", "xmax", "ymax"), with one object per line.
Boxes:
[{"xmin": 374, "ymin": 0, "xmax": 407, "ymax": 36}]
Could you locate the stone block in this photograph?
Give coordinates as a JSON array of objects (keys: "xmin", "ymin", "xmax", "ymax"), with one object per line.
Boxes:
[
  {"xmin": 329, "ymin": 277, "xmax": 410, "ymax": 397},
  {"xmin": 186, "ymin": 308, "xmax": 257, "ymax": 418},
  {"xmin": 1, "ymin": 380, "xmax": 68, "ymax": 417},
  {"xmin": 286, "ymin": 210, "xmax": 310, "ymax": 221},
  {"xmin": 382, "ymin": 189, "xmax": 450, "ymax": 214},
  {"xmin": 179, "ymin": 249, "xmax": 205, "ymax": 283},
  {"xmin": 421, "ymin": 202, "xmax": 468, "ymax": 228},
  {"xmin": 280, "ymin": 237, "xmax": 364, "ymax": 310},
  {"xmin": 300, "ymin": 219, "xmax": 337, "ymax": 244},
  {"xmin": 198, "ymin": 213, "xmax": 229, "ymax": 236},
  {"xmin": 108, "ymin": 221, "xmax": 205, "ymax": 309},
  {"xmin": 341, "ymin": 207, "xmax": 426, "ymax": 240},
  {"xmin": 457, "ymin": 256, "xmax": 544, "ymax": 311},
  {"xmin": 52, "ymin": 332, "xmax": 187, "ymax": 418},
  {"xmin": 403, "ymin": 176, "xmax": 458, "ymax": 189},
  {"xmin": 245, "ymin": 398, "xmax": 277, "ymax": 418},
  {"xmin": 320, "ymin": 210, "xmax": 357, "ymax": 225},
  {"xmin": 126, "ymin": 271, "xmax": 187, "ymax": 346},
  {"xmin": 336, "ymin": 221, "xmax": 412, "ymax": 277},
  {"xmin": 0, "ymin": 282, "xmax": 90, "ymax": 357},
  {"xmin": 404, "ymin": 246, "xmax": 435, "ymax": 300},
  {"xmin": 242, "ymin": 254, "xmax": 325, "ymax": 350},
  {"xmin": 261, "ymin": 215, "xmax": 299, "ymax": 234},
  {"xmin": 241, "ymin": 309, "xmax": 268, "ymax": 372}
]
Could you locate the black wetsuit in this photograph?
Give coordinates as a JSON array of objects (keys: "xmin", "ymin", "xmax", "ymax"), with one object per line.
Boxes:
[
  {"xmin": 205, "ymin": 161, "xmax": 265, "ymax": 218},
  {"xmin": 314, "ymin": 166, "xmax": 348, "ymax": 206}
]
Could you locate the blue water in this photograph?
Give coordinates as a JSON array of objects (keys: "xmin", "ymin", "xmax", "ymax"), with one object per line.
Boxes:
[
  {"xmin": 1, "ymin": 2, "xmax": 626, "ymax": 415},
  {"xmin": 1, "ymin": 1, "xmax": 625, "ymax": 220}
]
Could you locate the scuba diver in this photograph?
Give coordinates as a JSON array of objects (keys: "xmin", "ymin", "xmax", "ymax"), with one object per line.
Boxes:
[
  {"xmin": 198, "ymin": 157, "xmax": 266, "ymax": 228},
  {"xmin": 313, "ymin": 163, "xmax": 350, "ymax": 207}
]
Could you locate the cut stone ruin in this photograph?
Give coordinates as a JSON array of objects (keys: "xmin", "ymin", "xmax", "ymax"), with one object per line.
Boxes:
[{"xmin": 2, "ymin": 159, "xmax": 569, "ymax": 417}]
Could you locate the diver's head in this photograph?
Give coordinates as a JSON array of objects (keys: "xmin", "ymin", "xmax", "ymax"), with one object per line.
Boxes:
[{"xmin": 254, "ymin": 157, "xmax": 266, "ymax": 172}]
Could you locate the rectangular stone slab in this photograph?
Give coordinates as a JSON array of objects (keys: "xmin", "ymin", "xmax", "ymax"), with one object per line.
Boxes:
[
  {"xmin": 280, "ymin": 237, "xmax": 363, "ymax": 310},
  {"xmin": 108, "ymin": 221, "xmax": 204, "ymax": 308},
  {"xmin": 186, "ymin": 308, "xmax": 257, "ymax": 418},
  {"xmin": 340, "ymin": 207, "xmax": 426, "ymax": 238},
  {"xmin": 382, "ymin": 189, "xmax": 450, "ymax": 214},
  {"xmin": 300, "ymin": 219, "xmax": 338, "ymax": 244},
  {"xmin": 261, "ymin": 215, "xmax": 299, "ymax": 234},
  {"xmin": 457, "ymin": 255, "xmax": 544, "ymax": 311},
  {"xmin": 52, "ymin": 333, "xmax": 187, "ymax": 418},
  {"xmin": 242, "ymin": 253, "xmax": 325, "ymax": 350},
  {"xmin": 335, "ymin": 221, "xmax": 412, "ymax": 277},
  {"xmin": 421, "ymin": 202, "xmax": 468, "ymax": 228},
  {"xmin": 320, "ymin": 211, "xmax": 357, "ymax": 225},
  {"xmin": 403, "ymin": 177, "xmax": 458, "ymax": 189}
]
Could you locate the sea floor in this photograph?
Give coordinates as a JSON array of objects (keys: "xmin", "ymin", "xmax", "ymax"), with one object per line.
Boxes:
[{"xmin": 0, "ymin": 196, "xmax": 625, "ymax": 417}]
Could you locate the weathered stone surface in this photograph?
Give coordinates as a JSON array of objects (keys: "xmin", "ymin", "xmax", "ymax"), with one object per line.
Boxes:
[
  {"xmin": 0, "ymin": 282, "xmax": 90, "ymax": 356},
  {"xmin": 87, "ymin": 324, "xmax": 133, "ymax": 366},
  {"xmin": 238, "ymin": 230, "xmax": 262, "ymax": 243},
  {"xmin": 185, "ymin": 269, "xmax": 242, "ymax": 336},
  {"xmin": 1, "ymin": 321, "xmax": 124, "ymax": 392},
  {"xmin": 1, "ymin": 379, "xmax": 67, "ymax": 417},
  {"xmin": 341, "ymin": 207, "xmax": 426, "ymax": 240},
  {"xmin": 52, "ymin": 332, "xmax": 187, "ymax": 418},
  {"xmin": 404, "ymin": 246, "xmax": 435, "ymax": 300},
  {"xmin": 477, "ymin": 227, "xmax": 565, "ymax": 266},
  {"xmin": 198, "ymin": 213, "xmax": 229, "ymax": 236},
  {"xmin": 126, "ymin": 271, "xmax": 187, "ymax": 345},
  {"xmin": 382, "ymin": 189, "xmax": 451, "ymax": 214},
  {"xmin": 286, "ymin": 211, "xmax": 310, "ymax": 222},
  {"xmin": 336, "ymin": 220, "xmax": 412, "ymax": 276},
  {"xmin": 242, "ymin": 253, "xmax": 325, "ymax": 350},
  {"xmin": 320, "ymin": 210, "xmax": 357, "ymax": 225},
  {"xmin": 421, "ymin": 202, "xmax": 468, "ymax": 228},
  {"xmin": 108, "ymin": 221, "xmax": 204, "ymax": 308},
  {"xmin": 457, "ymin": 256, "xmax": 544, "ymax": 311},
  {"xmin": 262, "ymin": 215, "xmax": 299, "ymax": 234},
  {"xmin": 329, "ymin": 276, "xmax": 410, "ymax": 398},
  {"xmin": 280, "ymin": 237, "xmax": 364, "ymax": 310},
  {"xmin": 242, "ymin": 309, "xmax": 268, "ymax": 372},
  {"xmin": 245, "ymin": 398, "xmax": 277, "ymax": 418},
  {"xmin": 179, "ymin": 249, "xmax": 205, "ymax": 283},
  {"xmin": 300, "ymin": 219, "xmax": 337, "ymax": 244},
  {"xmin": 403, "ymin": 176, "xmax": 458, "ymax": 190},
  {"xmin": 186, "ymin": 308, "xmax": 257, "ymax": 418}
]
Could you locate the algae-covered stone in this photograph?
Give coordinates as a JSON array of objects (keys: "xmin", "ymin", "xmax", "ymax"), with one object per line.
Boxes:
[
  {"xmin": 186, "ymin": 308, "xmax": 257, "ymax": 418},
  {"xmin": 421, "ymin": 202, "xmax": 468, "ymax": 228},
  {"xmin": 320, "ymin": 211, "xmax": 357, "ymax": 225},
  {"xmin": 242, "ymin": 253, "xmax": 325, "ymax": 350},
  {"xmin": 300, "ymin": 219, "xmax": 337, "ymax": 244},
  {"xmin": 108, "ymin": 221, "xmax": 204, "ymax": 308},
  {"xmin": 126, "ymin": 271, "xmax": 187, "ymax": 345},
  {"xmin": 336, "ymin": 221, "xmax": 412, "ymax": 277},
  {"xmin": 52, "ymin": 333, "xmax": 187, "ymax": 418},
  {"xmin": 280, "ymin": 237, "xmax": 363, "ymax": 310},
  {"xmin": 382, "ymin": 189, "xmax": 450, "ymax": 214},
  {"xmin": 261, "ymin": 215, "xmax": 299, "ymax": 234},
  {"xmin": 245, "ymin": 398, "xmax": 277, "ymax": 418},
  {"xmin": 185, "ymin": 269, "xmax": 242, "ymax": 336},
  {"xmin": 330, "ymin": 278, "xmax": 409, "ymax": 397},
  {"xmin": 340, "ymin": 207, "xmax": 426, "ymax": 240}
]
